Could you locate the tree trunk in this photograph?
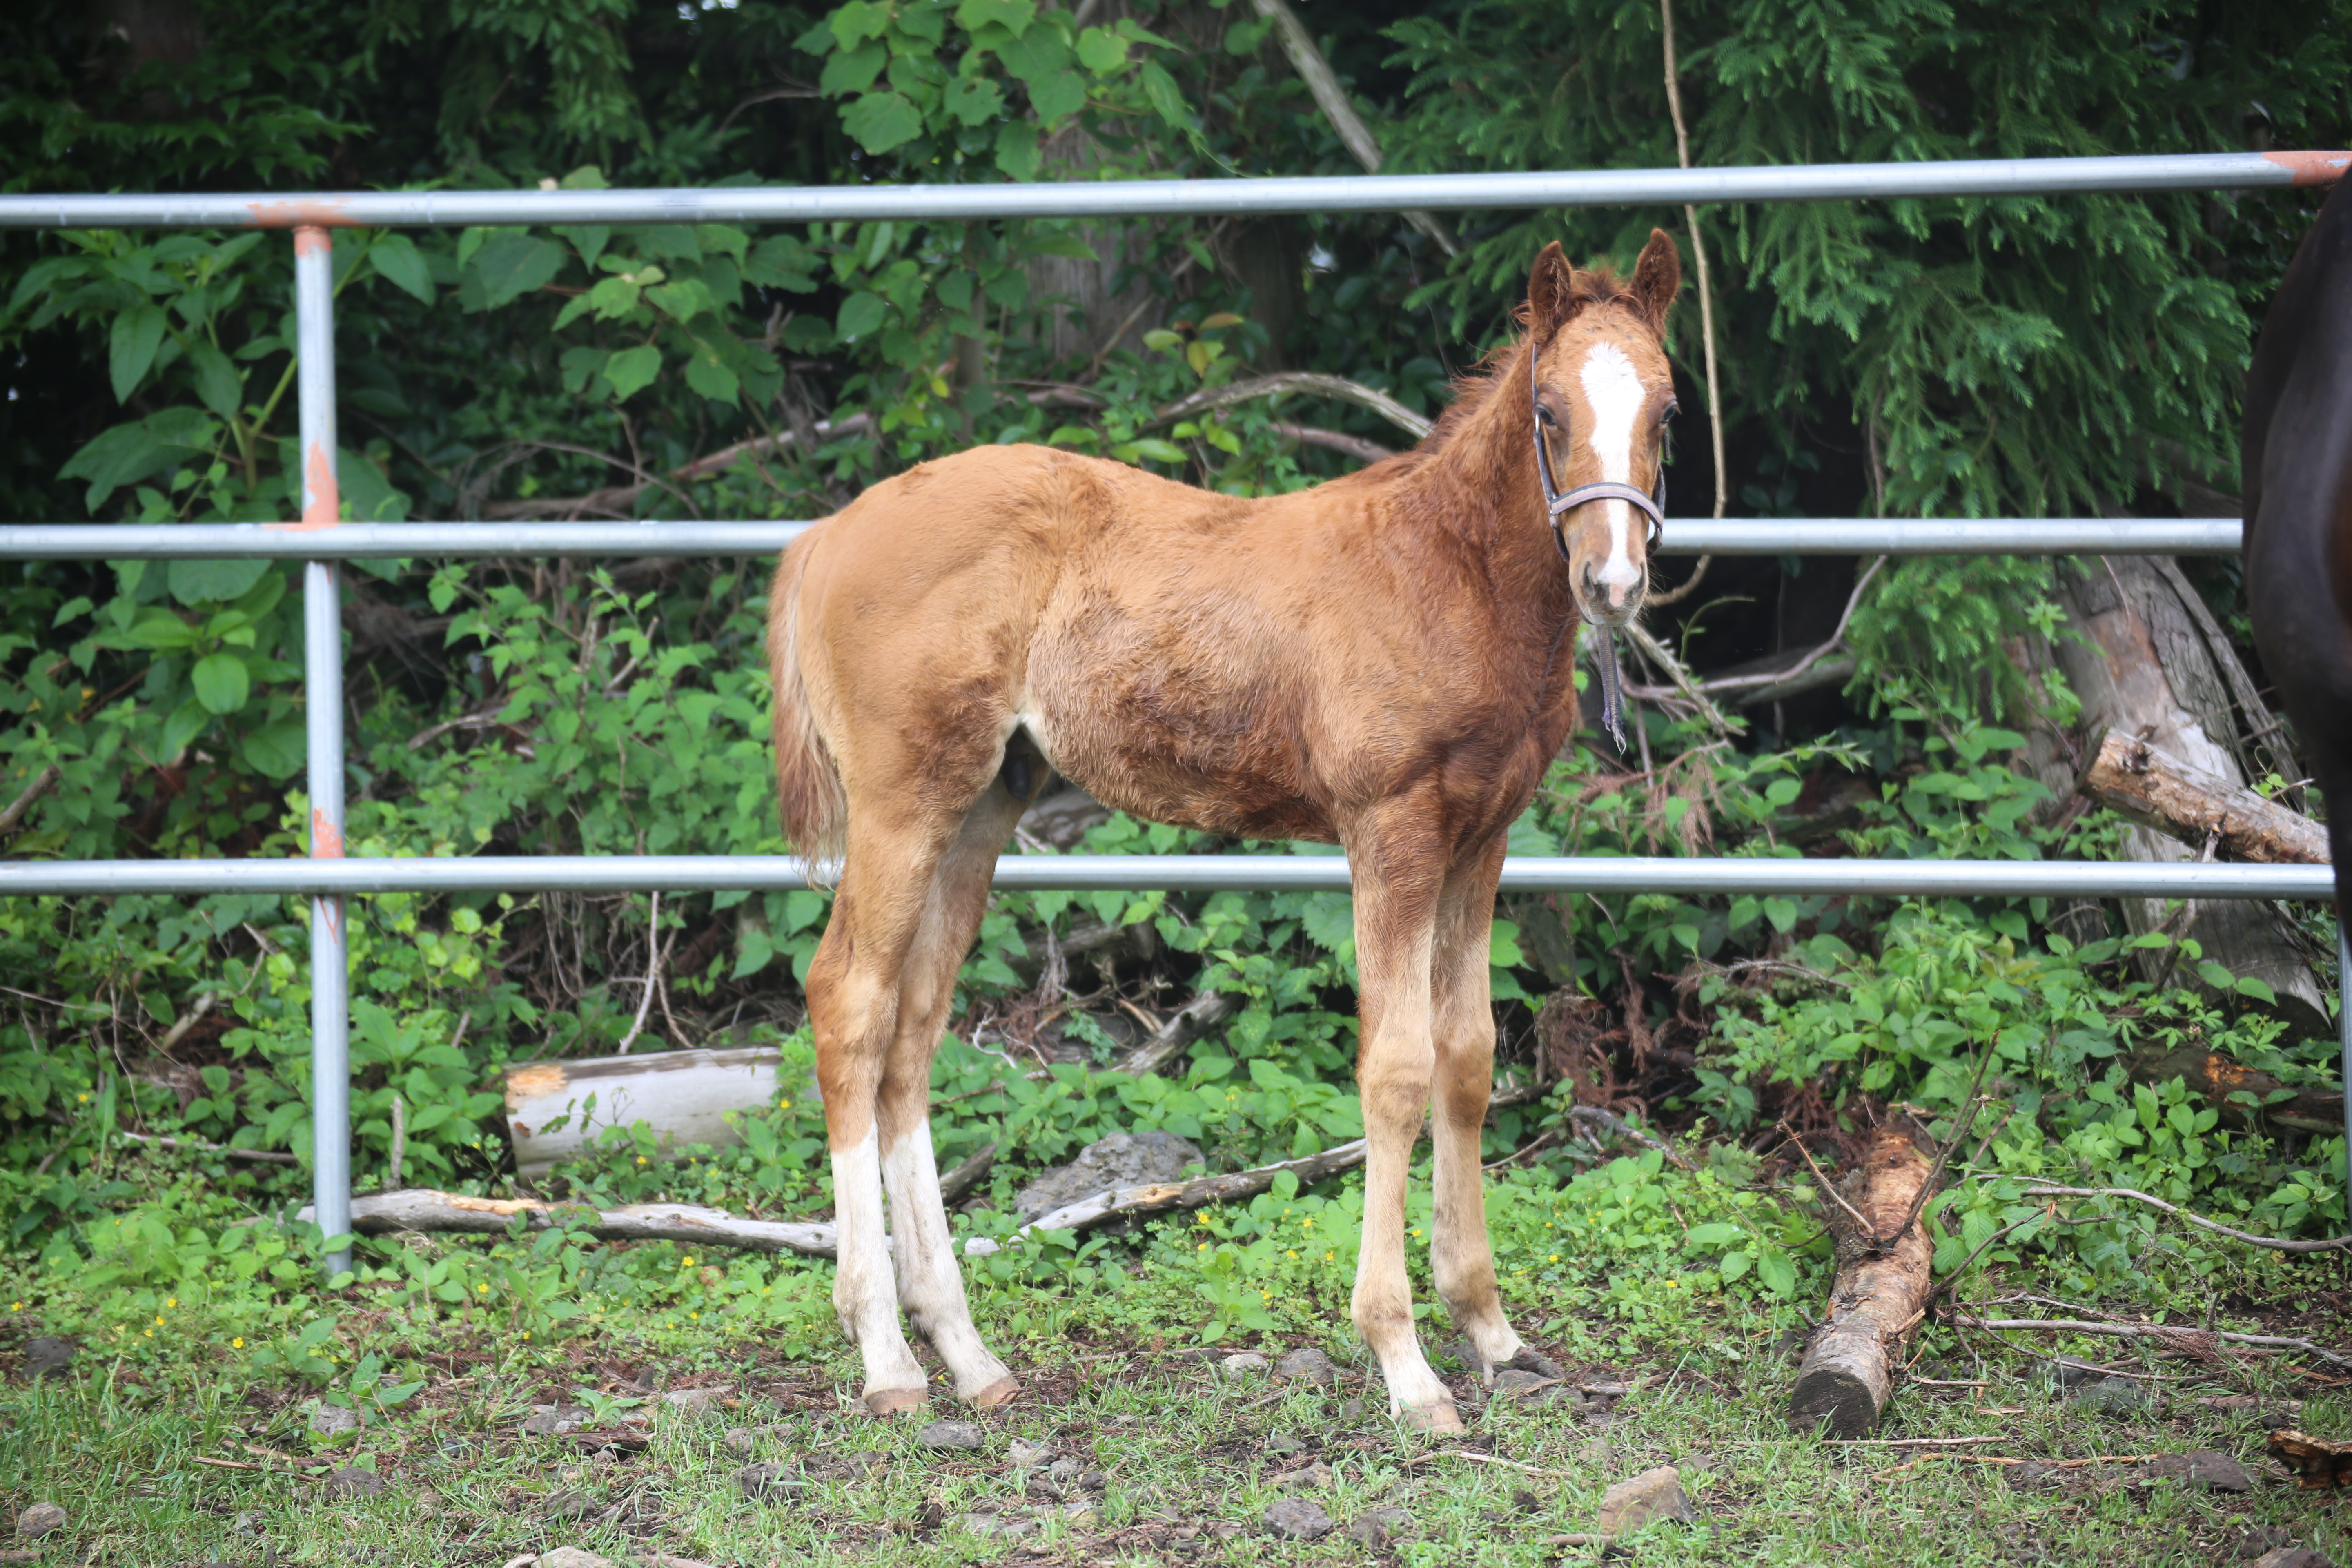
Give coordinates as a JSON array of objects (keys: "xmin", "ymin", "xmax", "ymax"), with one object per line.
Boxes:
[
  {"xmin": 1788, "ymin": 1127, "xmax": 1935, "ymax": 1437},
  {"xmin": 2038, "ymin": 556, "xmax": 2328, "ymax": 1036},
  {"xmin": 1024, "ymin": 127, "xmax": 1165, "ymax": 366}
]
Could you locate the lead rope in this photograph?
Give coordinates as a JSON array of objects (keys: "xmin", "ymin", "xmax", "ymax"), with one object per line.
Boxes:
[{"xmin": 1533, "ymin": 376, "xmax": 1666, "ymax": 757}]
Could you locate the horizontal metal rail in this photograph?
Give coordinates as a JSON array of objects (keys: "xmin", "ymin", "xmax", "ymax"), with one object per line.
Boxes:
[
  {"xmin": 1, "ymin": 152, "xmax": 2343, "ymax": 231},
  {"xmin": 0, "ymin": 518, "xmax": 2245, "ymax": 560},
  {"xmin": 0, "ymin": 855, "xmax": 2328, "ymax": 901}
]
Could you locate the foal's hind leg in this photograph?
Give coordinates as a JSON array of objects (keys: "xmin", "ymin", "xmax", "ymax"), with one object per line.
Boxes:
[
  {"xmin": 1428, "ymin": 838, "xmax": 1538, "ymax": 1381},
  {"xmin": 873, "ymin": 773, "xmax": 1035, "ymax": 1407},
  {"xmin": 808, "ymin": 807, "xmax": 971, "ymax": 1416}
]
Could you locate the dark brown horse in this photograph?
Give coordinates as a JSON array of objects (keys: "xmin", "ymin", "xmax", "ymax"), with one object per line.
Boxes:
[
  {"xmin": 769, "ymin": 235, "xmax": 1682, "ymax": 1430},
  {"xmin": 2245, "ymin": 180, "xmax": 2352, "ymax": 913}
]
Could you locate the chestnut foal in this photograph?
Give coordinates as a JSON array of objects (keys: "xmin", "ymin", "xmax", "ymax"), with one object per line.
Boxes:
[{"xmin": 770, "ymin": 234, "xmax": 1681, "ymax": 1430}]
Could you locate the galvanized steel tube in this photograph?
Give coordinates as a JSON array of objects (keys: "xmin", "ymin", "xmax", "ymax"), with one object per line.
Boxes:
[
  {"xmin": 0, "ymin": 152, "xmax": 2343, "ymax": 231},
  {"xmin": 0, "ymin": 853, "xmax": 2329, "ymax": 900},
  {"xmin": 294, "ymin": 227, "xmax": 352, "ymax": 1277},
  {"xmin": 0, "ymin": 518, "xmax": 2244, "ymax": 559}
]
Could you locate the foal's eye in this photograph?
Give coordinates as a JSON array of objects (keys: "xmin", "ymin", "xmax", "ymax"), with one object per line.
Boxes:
[
  {"xmin": 1661, "ymin": 403, "xmax": 1680, "ymax": 425},
  {"xmin": 1535, "ymin": 403, "xmax": 1557, "ymax": 427}
]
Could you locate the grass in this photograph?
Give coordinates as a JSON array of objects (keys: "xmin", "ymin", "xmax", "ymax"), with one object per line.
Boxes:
[{"xmin": 3, "ymin": 1270, "xmax": 2345, "ymax": 1567}]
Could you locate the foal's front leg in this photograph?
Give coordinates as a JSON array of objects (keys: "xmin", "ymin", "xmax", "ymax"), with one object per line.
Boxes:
[
  {"xmin": 1346, "ymin": 823, "xmax": 1461, "ymax": 1430},
  {"xmin": 1429, "ymin": 842, "xmax": 1537, "ymax": 1380}
]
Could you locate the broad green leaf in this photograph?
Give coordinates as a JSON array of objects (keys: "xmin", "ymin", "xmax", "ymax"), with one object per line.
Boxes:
[
  {"xmin": 109, "ymin": 305, "xmax": 167, "ymax": 402},
  {"xmin": 835, "ymin": 292, "xmax": 889, "ymax": 341},
  {"xmin": 2194, "ymin": 960, "xmax": 2237, "ymax": 992},
  {"xmin": 466, "ymin": 233, "xmax": 564, "ymax": 312},
  {"xmin": 944, "ymin": 75, "xmax": 1005, "ymax": 127},
  {"xmin": 603, "ymin": 345, "xmax": 662, "ymax": 401},
  {"xmin": 59, "ymin": 408, "xmax": 219, "ymax": 511},
  {"xmin": 160, "ymin": 696, "xmax": 210, "ymax": 760},
  {"xmin": 242, "ymin": 720, "xmax": 306, "ymax": 779},
  {"xmin": 2234, "ymin": 975, "xmax": 2277, "ymax": 1003},
  {"xmin": 820, "ymin": 40, "xmax": 887, "ymax": 96},
  {"xmin": 1684, "ymin": 1222, "xmax": 1744, "ymax": 1247},
  {"xmin": 1754, "ymin": 1246, "xmax": 1797, "ymax": 1298},
  {"xmin": 829, "ymin": 0, "xmax": 892, "ymax": 47},
  {"xmin": 842, "ymin": 91, "xmax": 923, "ymax": 154},
  {"xmin": 646, "ymin": 278, "xmax": 717, "ymax": 323},
  {"xmin": 367, "ymin": 233, "xmax": 435, "ymax": 303},
  {"xmin": 338, "ymin": 445, "xmax": 412, "ymax": 527},
  {"xmin": 998, "ymin": 25, "xmax": 1069, "ymax": 84},
  {"xmin": 1076, "ymin": 25, "xmax": 1128, "ymax": 72},
  {"xmin": 955, "ymin": 0, "xmax": 1034, "ymax": 35},
  {"xmin": 1136, "ymin": 60, "xmax": 1195, "ymax": 130},
  {"xmin": 682, "ymin": 343, "xmax": 741, "ymax": 405},
  {"xmin": 168, "ymin": 558, "xmax": 270, "ymax": 606},
  {"xmin": 995, "ymin": 121, "xmax": 1041, "ymax": 180},
  {"xmin": 191, "ymin": 652, "xmax": 251, "ymax": 714},
  {"xmin": 186, "ymin": 340, "xmax": 243, "ymax": 420},
  {"xmin": 1028, "ymin": 67, "xmax": 1085, "ymax": 123},
  {"xmin": 743, "ymin": 237, "xmax": 818, "ymax": 292}
]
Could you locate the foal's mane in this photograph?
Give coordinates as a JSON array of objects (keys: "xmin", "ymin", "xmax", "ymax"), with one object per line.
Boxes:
[{"xmin": 1356, "ymin": 264, "xmax": 1648, "ymax": 486}]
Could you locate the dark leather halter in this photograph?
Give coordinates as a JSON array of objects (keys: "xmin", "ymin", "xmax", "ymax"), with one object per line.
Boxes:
[{"xmin": 1533, "ymin": 376, "xmax": 1666, "ymax": 755}]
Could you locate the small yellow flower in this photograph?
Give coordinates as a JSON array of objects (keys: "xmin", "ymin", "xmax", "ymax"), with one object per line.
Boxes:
[
  {"xmin": 681, "ymin": 1256, "xmax": 695, "ymax": 1267},
  {"xmin": 10, "ymin": 1301, "xmax": 21, "ymax": 1312},
  {"xmin": 636, "ymin": 1156, "xmax": 648, "ymax": 1165},
  {"xmin": 144, "ymin": 1327, "xmax": 154, "ymax": 1337},
  {"xmin": 1302, "ymin": 1218, "xmax": 1313, "ymax": 1229},
  {"xmin": 476, "ymin": 1283, "xmax": 490, "ymax": 1294},
  {"xmin": 232, "ymin": 1338, "xmax": 245, "ymax": 1349},
  {"xmin": 521, "ymin": 1332, "xmax": 531, "ymax": 1341},
  {"xmin": 78, "ymin": 1093, "xmax": 90, "ymax": 1103},
  {"xmin": 1286, "ymin": 1250, "xmax": 1298, "ymax": 1260},
  {"xmin": 1549, "ymin": 1254, "xmax": 1560, "ymax": 1263},
  {"xmin": 1323, "ymin": 1251, "xmax": 1333, "ymax": 1262},
  {"xmin": 690, "ymin": 1311, "xmax": 699, "ymax": 1320},
  {"xmin": 1666, "ymin": 1279, "xmax": 1680, "ymax": 1290},
  {"xmin": 1197, "ymin": 1242, "xmax": 1209, "ymax": 1252},
  {"xmin": 153, "ymin": 1315, "xmax": 165, "ymax": 1327},
  {"xmin": 165, "ymin": 1297, "xmax": 177, "ymax": 1308},
  {"xmin": 779, "ymin": 1099, "xmax": 792, "ymax": 1111}
]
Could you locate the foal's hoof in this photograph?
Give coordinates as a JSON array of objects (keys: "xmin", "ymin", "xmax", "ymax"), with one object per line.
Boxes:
[
  {"xmin": 864, "ymin": 1386, "xmax": 931, "ymax": 1418},
  {"xmin": 1399, "ymin": 1400, "xmax": 1465, "ymax": 1435},
  {"xmin": 962, "ymin": 1375, "xmax": 1021, "ymax": 1410}
]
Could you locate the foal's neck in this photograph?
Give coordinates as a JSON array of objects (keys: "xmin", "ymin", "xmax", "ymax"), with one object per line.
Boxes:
[{"xmin": 1396, "ymin": 339, "xmax": 1580, "ymax": 636}]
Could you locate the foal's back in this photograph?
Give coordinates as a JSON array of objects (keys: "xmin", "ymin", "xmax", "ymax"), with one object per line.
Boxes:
[{"xmin": 785, "ymin": 441, "xmax": 1459, "ymax": 842}]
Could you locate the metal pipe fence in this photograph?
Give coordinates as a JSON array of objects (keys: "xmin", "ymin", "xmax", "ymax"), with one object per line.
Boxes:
[{"xmin": 3, "ymin": 152, "xmax": 2345, "ymax": 1270}]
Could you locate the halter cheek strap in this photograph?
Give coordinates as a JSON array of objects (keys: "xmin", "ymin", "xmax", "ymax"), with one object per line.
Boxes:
[{"xmin": 1534, "ymin": 381, "xmax": 1667, "ymax": 756}]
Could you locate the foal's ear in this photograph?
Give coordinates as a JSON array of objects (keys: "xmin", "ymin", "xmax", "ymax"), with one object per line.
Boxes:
[
  {"xmin": 1631, "ymin": 228, "xmax": 1682, "ymax": 336},
  {"xmin": 1527, "ymin": 241, "xmax": 1577, "ymax": 336}
]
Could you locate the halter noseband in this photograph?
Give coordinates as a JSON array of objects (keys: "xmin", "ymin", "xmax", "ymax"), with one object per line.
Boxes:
[{"xmin": 1534, "ymin": 374, "xmax": 1666, "ymax": 756}]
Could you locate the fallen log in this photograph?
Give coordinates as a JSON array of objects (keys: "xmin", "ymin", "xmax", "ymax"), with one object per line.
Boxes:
[
  {"xmin": 1789, "ymin": 1127, "xmax": 1936, "ymax": 1437},
  {"xmin": 2079, "ymin": 729, "xmax": 2330, "ymax": 864},
  {"xmin": 297, "ymin": 1189, "xmax": 840, "ymax": 1257},
  {"xmin": 2127, "ymin": 1043, "xmax": 2344, "ymax": 1135},
  {"xmin": 502, "ymin": 1046, "xmax": 796, "ymax": 1180}
]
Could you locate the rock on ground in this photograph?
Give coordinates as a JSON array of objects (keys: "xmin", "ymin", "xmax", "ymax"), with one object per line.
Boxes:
[
  {"xmin": 1347, "ymin": 1505, "xmax": 1412, "ymax": 1548},
  {"xmin": 920, "ymin": 1419, "xmax": 985, "ymax": 1451},
  {"xmin": 1008, "ymin": 1437, "xmax": 1053, "ymax": 1467},
  {"xmin": 1263, "ymin": 1496, "xmax": 1334, "ymax": 1541},
  {"xmin": 2070, "ymin": 1376, "xmax": 2157, "ymax": 1416},
  {"xmin": 1013, "ymin": 1131, "xmax": 1203, "ymax": 1219},
  {"xmin": 317, "ymin": 1468, "xmax": 388, "ymax": 1501},
  {"xmin": 1269, "ymin": 1462, "xmax": 1333, "ymax": 1491},
  {"xmin": 2250, "ymin": 1548, "xmax": 2336, "ymax": 1568},
  {"xmin": 537, "ymin": 1551, "xmax": 618, "ymax": 1568},
  {"xmin": 307, "ymin": 1403, "xmax": 363, "ymax": 1436},
  {"xmin": 1492, "ymin": 1369, "xmax": 1575, "ymax": 1406},
  {"xmin": 1218, "ymin": 1352, "xmax": 1270, "ymax": 1382},
  {"xmin": 22, "ymin": 1338, "xmax": 76, "ymax": 1379},
  {"xmin": 2145, "ymin": 1450, "xmax": 2254, "ymax": 1492},
  {"xmin": 737, "ymin": 1462, "xmax": 805, "ymax": 1501},
  {"xmin": 16, "ymin": 1503, "xmax": 66, "ymax": 1538},
  {"xmin": 1595, "ymin": 1465, "xmax": 1693, "ymax": 1537},
  {"xmin": 1274, "ymin": 1348, "xmax": 1341, "ymax": 1385}
]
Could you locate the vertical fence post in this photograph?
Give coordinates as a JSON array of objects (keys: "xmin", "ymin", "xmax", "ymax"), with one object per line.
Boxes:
[
  {"xmin": 294, "ymin": 225, "xmax": 351, "ymax": 1278},
  {"xmin": 2340, "ymin": 928, "xmax": 2351, "ymax": 1221}
]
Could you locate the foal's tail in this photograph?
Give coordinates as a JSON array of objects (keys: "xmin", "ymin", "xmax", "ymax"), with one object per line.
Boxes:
[{"xmin": 768, "ymin": 533, "xmax": 847, "ymax": 886}]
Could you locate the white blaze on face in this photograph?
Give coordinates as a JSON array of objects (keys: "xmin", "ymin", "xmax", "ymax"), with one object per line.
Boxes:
[{"xmin": 1578, "ymin": 341, "xmax": 1646, "ymax": 607}]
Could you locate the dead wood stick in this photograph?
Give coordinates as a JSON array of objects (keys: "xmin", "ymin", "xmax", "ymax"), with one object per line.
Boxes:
[
  {"xmin": 483, "ymin": 414, "xmax": 875, "ymax": 520},
  {"xmin": 2005, "ymin": 1182, "xmax": 2352, "ymax": 1254},
  {"xmin": 297, "ymin": 1189, "xmax": 843, "ymax": 1258},
  {"xmin": 1110, "ymin": 989, "xmax": 1236, "ymax": 1078},
  {"xmin": 1574, "ymin": 1105, "xmax": 1696, "ymax": 1170},
  {"xmin": 1244, "ymin": 0, "xmax": 1458, "ymax": 257},
  {"xmin": 1151, "ymin": 372, "xmax": 1432, "ymax": 442},
  {"xmin": 1405, "ymin": 1450, "xmax": 1558, "ymax": 1476},
  {"xmin": 1790, "ymin": 1127, "xmax": 1936, "ymax": 1436},
  {"xmin": 0, "ymin": 762, "xmax": 60, "ymax": 839},
  {"xmin": 2078, "ymin": 729, "xmax": 2329, "ymax": 864},
  {"xmin": 1880, "ymin": 1452, "xmax": 2160, "ymax": 1479},
  {"xmin": 119, "ymin": 1131, "xmax": 300, "ymax": 1165},
  {"xmin": 1948, "ymin": 1314, "xmax": 2352, "ymax": 1368},
  {"xmin": 937, "ymin": 1139, "xmax": 998, "ymax": 1207},
  {"xmin": 1268, "ymin": 421, "xmax": 1395, "ymax": 465}
]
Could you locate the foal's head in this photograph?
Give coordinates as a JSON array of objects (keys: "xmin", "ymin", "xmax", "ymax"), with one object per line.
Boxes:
[{"xmin": 1525, "ymin": 233, "xmax": 1682, "ymax": 628}]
